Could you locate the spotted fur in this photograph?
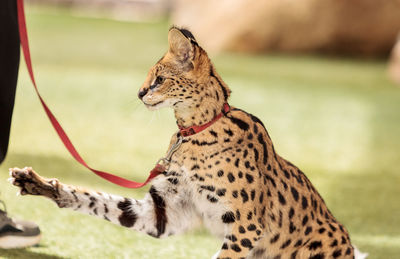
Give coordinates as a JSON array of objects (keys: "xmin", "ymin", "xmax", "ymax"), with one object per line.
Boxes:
[{"xmin": 10, "ymin": 27, "xmax": 359, "ymax": 259}]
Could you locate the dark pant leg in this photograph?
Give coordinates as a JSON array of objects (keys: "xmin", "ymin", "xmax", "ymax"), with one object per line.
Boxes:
[{"xmin": 0, "ymin": 0, "xmax": 20, "ymax": 164}]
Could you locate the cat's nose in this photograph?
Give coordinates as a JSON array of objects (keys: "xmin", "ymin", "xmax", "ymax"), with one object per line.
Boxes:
[{"xmin": 138, "ymin": 88, "xmax": 149, "ymax": 100}]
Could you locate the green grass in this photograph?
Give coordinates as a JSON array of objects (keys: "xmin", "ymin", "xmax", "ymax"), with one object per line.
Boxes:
[{"xmin": 1, "ymin": 4, "xmax": 400, "ymax": 259}]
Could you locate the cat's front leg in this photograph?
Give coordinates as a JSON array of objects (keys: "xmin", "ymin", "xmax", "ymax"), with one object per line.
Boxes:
[{"xmin": 9, "ymin": 167, "xmax": 196, "ymax": 238}]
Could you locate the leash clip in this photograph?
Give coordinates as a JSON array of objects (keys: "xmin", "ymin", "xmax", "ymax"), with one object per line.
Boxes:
[{"xmin": 156, "ymin": 135, "xmax": 183, "ymax": 169}]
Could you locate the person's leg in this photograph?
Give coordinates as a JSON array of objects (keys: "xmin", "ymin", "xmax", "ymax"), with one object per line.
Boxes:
[
  {"xmin": 0, "ymin": 0, "xmax": 41, "ymax": 249},
  {"xmin": 0, "ymin": 0, "xmax": 20, "ymax": 164}
]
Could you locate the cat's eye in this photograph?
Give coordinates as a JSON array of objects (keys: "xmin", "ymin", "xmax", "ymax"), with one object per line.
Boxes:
[
  {"xmin": 150, "ymin": 76, "xmax": 165, "ymax": 90},
  {"xmin": 155, "ymin": 76, "xmax": 165, "ymax": 85}
]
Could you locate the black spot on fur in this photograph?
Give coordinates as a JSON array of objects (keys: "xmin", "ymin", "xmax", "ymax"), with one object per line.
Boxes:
[
  {"xmin": 226, "ymin": 234, "xmax": 237, "ymax": 242},
  {"xmin": 231, "ymin": 243, "xmax": 242, "ymax": 252},
  {"xmin": 281, "ymin": 239, "xmax": 291, "ymax": 249},
  {"xmin": 241, "ymin": 238, "xmax": 253, "ymax": 249},
  {"xmin": 283, "ymin": 170, "xmax": 291, "ymax": 179},
  {"xmin": 294, "ymin": 239, "xmax": 302, "ymax": 247},
  {"xmin": 117, "ymin": 198, "xmax": 138, "ymax": 228},
  {"xmin": 308, "ymin": 241, "xmax": 323, "ymax": 250},
  {"xmin": 228, "ymin": 116, "xmax": 249, "ymax": 131},
  {"xmin": 245, "ymin": 173, "xmax": 254, "ymax": 184},
  {"xmin": 332, "ymin": 249, "xmax": 342, "ymax": 258},
  {"xmin": 257, "ymin": 133, "xmax": 268, "ymax": 164},
  {"xmin": 209, "ymin": 130, "xmax": 218, "ymax": 138},
  {"xmin": 339, "ymin": 225, "xmax": 345, "ymax": 232},
  {"xmin": 191, "ymin": 164, "xmax": 200, "ymax": 170},
  {"xmin": 216, "ymin": 188, "xmax": 226, "ymax": 196},
  {"xmin": 329, "ymin": 223, "xmax": 337, "ymax": 232},
  {"xmin": 278, "ymin": 210, "xmax": 283, "ymax": 228},
  {"xmin": 253, "ymin": 148, "xmax": 259, "ymax": 162},
  {"xmin": 207, "ymin": 194, "xmax": 218, "ymax": 203},
  {"xmin": 236, "ymin": 210, "xmax": 241, "ymax": 220},
  {"xmin": 149, "ymin": 187, "xmax": 167, "ymax": 237},
  {"xmin": 224, "ymin": 128, "xmax": 234, "ymax": 136},
  {"xmin": 244, "ymin": 161, "xmax": 250, "ymax": 168},
  {"xmin": 88, "ymin": 197, "xmax": 96, "ymax": 208},
  {"xmin": 221, "ymin": 211, "xmax": 236, "ymax": 223},
  {"xmin": 264, "ymin": 174, "xmax": 276, "ymax": 187},
  {"xmin": 302, "ymin": 215, "xmax": 309, "ymax": 226},
  {"xmin": 280, "ymin": 179, "xmax": 288, "ymax": 190},
  {"xmin": 309, "ymin": 253, "xmax": 325, "ymax": 259},
  {"xmin": 200, "ymin": 185, "xmax": 215, "ymax": 192},
  {"xmin": 210, "ymin": 66, "xmax": 229, "ymax": 101},
  {"xmin": 270, "ymin": 233, "xmax": 280, "ymax": 243},
  {"xmin": 232, "ymin": 190, "xmax": 238, "ymax": 198},
  {"xmin": 305, "ymin": 226, "xmax": 312, "ymax": 235},
  {"xmin": 235, "ymin": 158, "xmax": 240, "ymax": 167},
  {"xmin": 191, "ymin": 140, "xmax": 218, "ymax": 146},
  {"xmin": 241, "ymin": 189, "xmax": 249, "ymax": 203},
  {"xmin": 278, "ymin": 191, "xmax": 286, "ymax": 205},
  {"xmin": 250, "ymin": 189, "xmax": 256, "ymax": 201},
  {"xmin": 247, "ymin": 224, "xmax": 256, "ymax": 231},
  {"xmin": 167, "ymin": 178, "xmax": 179, "ymax": 185},
  {"xmin": 228, "ymin": 172, "xmax": 235, "ymax": 182},
  {"xmin": 288, "ymin": 221, "xmax": 296, "ymax": 234},
  {"xmin": 239, "ymin": 226, "xmax": 246, "ymax": 233},
  {"xmin": 259, "ymin": 192, "xmax": 264, "ymax": 203},
  {"xmin": 291, "ymin": 186, "xmax": 299, "ymax": 202},
  {"xmin": 302, "ymin": 196, "xmax": 308, "ymax": 209},
  {"xmin": 289, "ymin": 208, "xmax": 295, "ymax": 219}
]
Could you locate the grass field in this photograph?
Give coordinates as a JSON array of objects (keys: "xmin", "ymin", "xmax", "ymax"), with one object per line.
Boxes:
[{"xmin": 1, "ymin": 5, "xmax": 400, "ymax": 259}]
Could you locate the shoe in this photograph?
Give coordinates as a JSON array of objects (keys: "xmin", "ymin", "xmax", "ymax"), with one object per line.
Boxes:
[{"xmin": 0, "ymin": 200, "xmax": 41, "ymax": 249}]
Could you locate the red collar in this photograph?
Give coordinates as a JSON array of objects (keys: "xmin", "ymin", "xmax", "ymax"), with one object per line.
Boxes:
[{"xmin": 178, "ymin": 103, "xmax": 230, "ymax": 137}]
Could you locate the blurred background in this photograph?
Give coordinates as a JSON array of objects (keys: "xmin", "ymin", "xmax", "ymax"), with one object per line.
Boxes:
[{"xmin": 1, "ymin": 0, "xmax": 400, "ymax": 258}]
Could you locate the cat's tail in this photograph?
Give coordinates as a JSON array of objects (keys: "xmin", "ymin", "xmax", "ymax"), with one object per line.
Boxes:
[{"xmin": 354, "ymin": 246, "xmax": 368, "ymax": 259}]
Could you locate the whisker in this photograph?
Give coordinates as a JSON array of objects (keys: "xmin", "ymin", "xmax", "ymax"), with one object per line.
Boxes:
[
  {"xmin": 131, "ymin": 102, "xmax": 143, "ymax": 112},
  {"xmin": 146, "ymin": 110, "xmax": 156, "ymax": 128}
]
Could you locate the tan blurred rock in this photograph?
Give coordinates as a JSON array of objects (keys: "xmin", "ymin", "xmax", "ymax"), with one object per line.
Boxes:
[
  {"xmin": 171, "ymin": 0, "xmax": 400, "ymax": 56},
  {"xmin": 389, "ymin": 36, "xmax": 400, "ymax": 84}
]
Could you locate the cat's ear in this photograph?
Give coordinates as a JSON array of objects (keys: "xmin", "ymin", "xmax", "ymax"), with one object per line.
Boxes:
[{"xmin": 168, "ymin": 27, "xmax": 194, "ymax": 66}]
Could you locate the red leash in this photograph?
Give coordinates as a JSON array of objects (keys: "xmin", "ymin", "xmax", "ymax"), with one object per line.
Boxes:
[{"xmin": 16, "ymin": 0, "xmax": 163, "ymax": 188}]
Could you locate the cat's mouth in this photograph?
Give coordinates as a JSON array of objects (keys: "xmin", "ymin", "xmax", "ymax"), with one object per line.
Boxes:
[{"xmin": 144, "ymin": 100, "xmax": 164, "ymax": 110}]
